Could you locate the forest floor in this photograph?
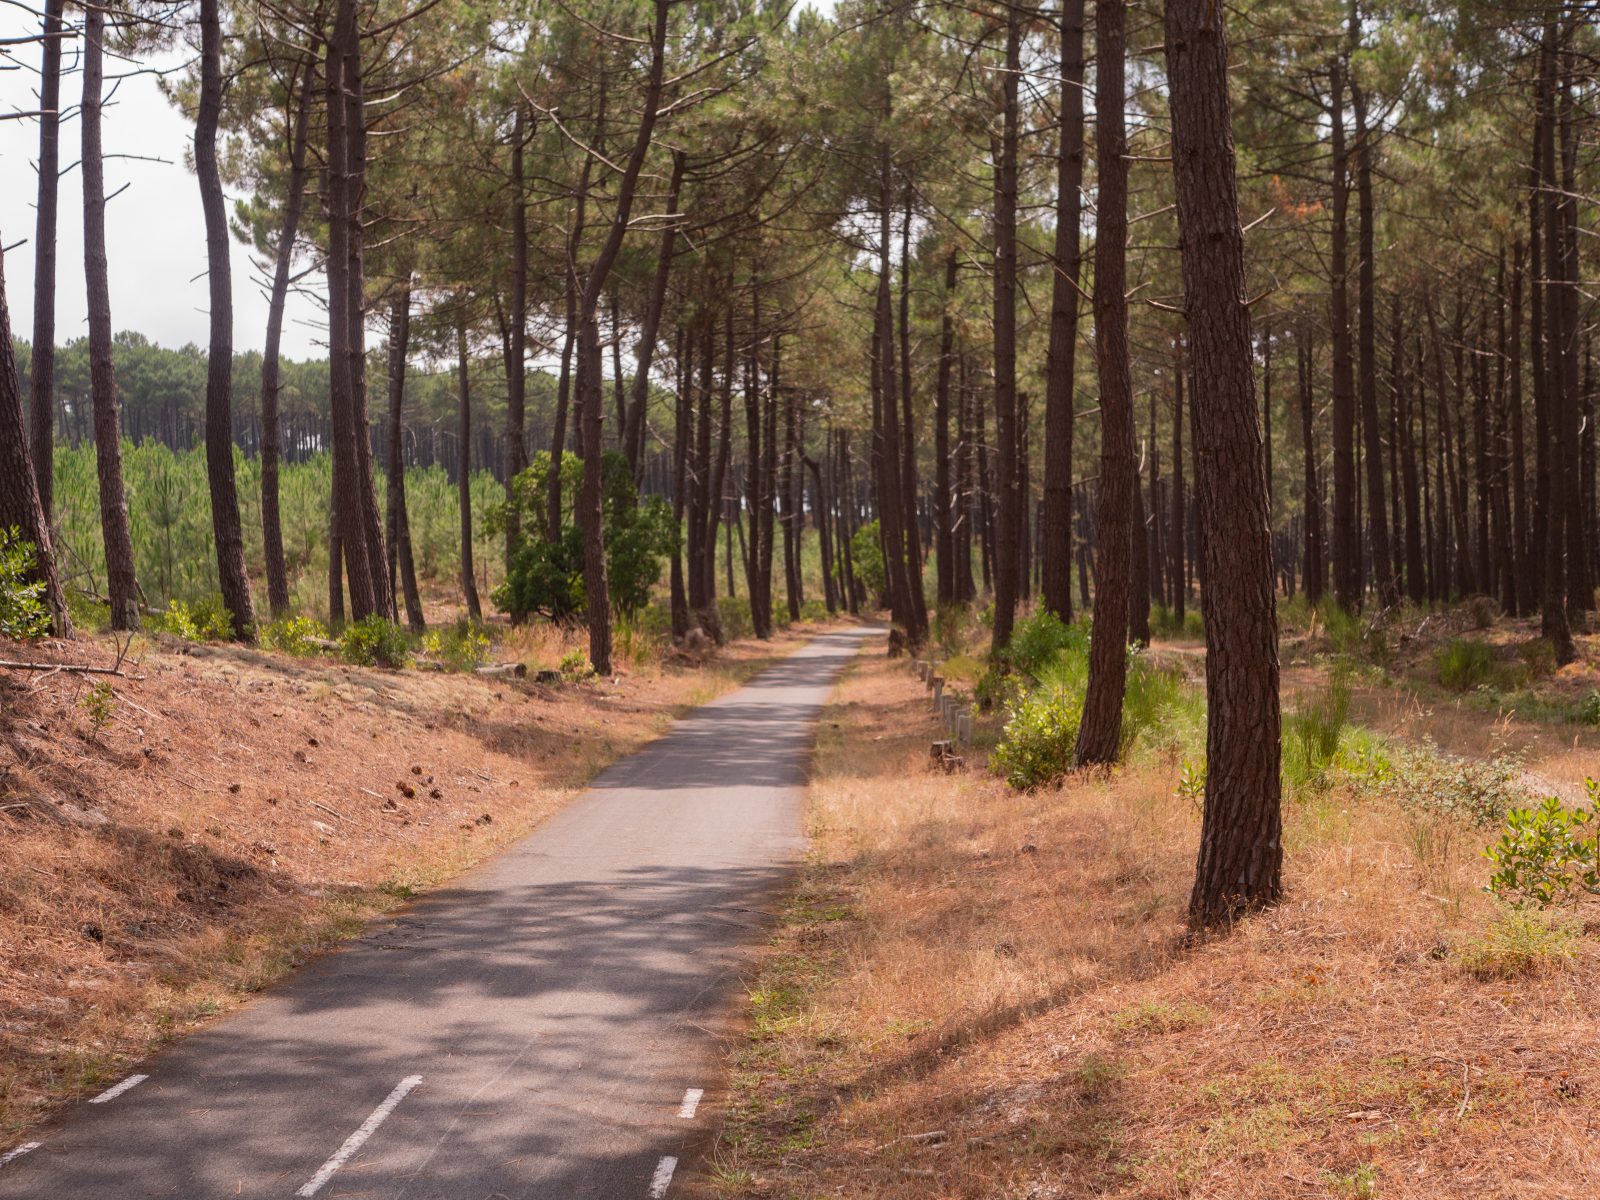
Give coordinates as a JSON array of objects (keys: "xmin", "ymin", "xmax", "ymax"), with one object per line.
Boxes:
[
  {"xmin": 0, "ymin": 616, "xmax": 836, "ymax": 1140},
  {"xmin": 696, "ymin": 628, "xmax": 1600, "ymax": 1200}
]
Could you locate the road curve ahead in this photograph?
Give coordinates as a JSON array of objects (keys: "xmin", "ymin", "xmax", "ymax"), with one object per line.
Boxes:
[{"xmin": 0, "ymin": 625, "xmax": 876, "ymax": 1200}]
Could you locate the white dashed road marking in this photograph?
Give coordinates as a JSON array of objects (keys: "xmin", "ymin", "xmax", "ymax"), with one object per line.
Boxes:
[
  {"xmin": 0, "ymin": 1143, "xmax": 39, "ymax": 1169},
  {"xmin": 676, "ymin": 1088, "xmax": 703, "ymax": 1119},
  {"xmin": 296, "ymin": 1074, "xmax": 422, "ymax": 1198},
  {"xmin": 89, "ymin": 1075, "xmax": 148, "ymax": 1104},
  {"xmin": 648, "ymin": 1154, "xmax": 678, "ymax": 1198}
]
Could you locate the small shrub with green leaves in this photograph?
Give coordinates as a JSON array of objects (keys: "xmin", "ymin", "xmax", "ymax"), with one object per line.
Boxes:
[
  {"xmin": 340, "ymin": 614, "xmax": 410, "ymax": 668},
  {"xmin": 1577, "ymin": 690, "xmax": 1600, "ymax": 728},
  {"xmin": 718, "ymin": 595, "xmax": 753, "ymax": 641},
  {"xmin": 1366, "ymin": 743, "xmax": 1528, "ymax": 826},
  {"xmin": 1436, "ymin": 637, "xmax": 1494, "ymax": 692},
  {"xmin": 1176, "ymin": 757, "xmax": 1206, "ymax": 809},
  {"xmin": 161, "ymin": 595, "xmax": 234, "ymax": 642},
  {"xmin": 422, "ymin": 620, "xmax": 491, "ymax": 671},
  {"xmin": 559, "ymin": 648, "xmax": 596, "ymax": 681},
  {"xmin": 1001, "ymin": 608, "xmax": 1088, "ymax": 681},
  {"xmin": 261, "ymin": 615, "xmax": 329, "ymax": 656},
  {"xmin": 81, "ymin": 680, "xmax": 116, "ymax": 737},
  {"xmin": 798, "ymin": 598, "xmax": 829, "ymax": 623},
  {"xmin": 1484, "ymin": 788, "xmax": 1600, "ymax": 909},
  {"xmin": 0, "ymin": 528, "xmax": 50, "ymax": 641},
  {"xmin": 935, "ymin": 604, "xmax": 970, "ymax": 655},
  {"xmin": 849, "ymin": 521, "xmax": 887, "ymax": 607},
  {"xmin": 990, "ymin": 656, "xmax": 1085, "ymax": 789}
]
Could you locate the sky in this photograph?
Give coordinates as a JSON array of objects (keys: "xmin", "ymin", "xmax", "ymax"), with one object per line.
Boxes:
[{"xmin": 0, "ymin": 11, "xmax": 327, "ymax": 360}]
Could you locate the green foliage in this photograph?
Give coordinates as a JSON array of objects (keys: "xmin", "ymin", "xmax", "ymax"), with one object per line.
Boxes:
[
  {"xmin": 81, "ymin": 680, "xmax": 116, "ymax": 737},
  {"xmin": 1151, "ymin": 604, "xmax": 1204, "ymax": 640},
  {"xmin": 934, "ymin": 603, "xmax": 970, "ymax": 655},
  {"xmin": 260, "ymin": 615, "xmax": 329, "ymax": 656},
  {"xmin": 850, "ymin": 521, "xmax": 886, "ymax": 606},
  {"xmin": 0, "ymin": 528, "xmax": 50, "ymax": 641},
  {"xmin": 1355, "ymin": 742, "xmax": 1528, "ymax": 827},
  {"xmin": 1000, "ymin": 608, "xmax": 1088, "ymax": 681},
  {"xmin": 558, "ymin": 648, "xmax": 595, "ymax": 681},
  {"xmin": 799, "ymin": 598, "xmax": 829, "ymax": 623},
  {"xmin": 1436, "ymin": 638, "xmax": 1494, "ymax": 692},
  {"xmin": 717, "ymin": 595, "xmax": 753, "ymax": 641},
  {"xmin": 340, "ymin": 615, "xmax": 410, "ymax": 669},
  {"xmin": 421, "ymin": 619, "xmax": 491, "ymax": 671},
  {"xmin": 989, "ymin": 654, "xmax": 1086, "ymax": 790},
  {"xmin": 159, "ymin": 595, "xmax": 234, "ymax": 642},
  {"xmin": 1176, "ymin": 758, "xmax": 1207, "ymax": 809},
  {"xmin": 493, "ymin": 451, "xmax": 674, "ymax": 621},
  {"xmin": 1578, "ymin": 691, "xmax": 1600, "ymax": 727},
  {"xmin": 1484, "ymin": 786, "xmax": 1600, "ymax": 909}
]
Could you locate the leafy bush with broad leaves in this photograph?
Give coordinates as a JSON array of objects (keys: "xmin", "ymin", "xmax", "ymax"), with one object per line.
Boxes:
[
  {"xmin": 422, "ymin": 619, "xmax": 491, "ymax": 671},
  {"xmin": 1484, "ymin": 785, "xmax": 1600, "ymax": 909},
  {"xmin": 0, "ymin": 528, "xmax": 50, "ymax": 641},
  {"xmin": 558, "ymin": 648, "xmax": 595, "ymax": 681},
  {"xmin": 1355, "ymin": 741, "xmax": 1529, "ymax": 826},
  {"xmin": 849, "ymin": 521, "xmax": 887, "ymax": 607},
  {"xmin": 492, "ymin": 450, "xmax": 674, "ymax": 621},
  {"xmin": 261, "ymin": 615, "xmax": 328, "ymax": 656},
  {"xmin": 989, "ymin": 650, "xmax": 1087, "ymax": 789},
  {"xmin": 340, "ymin": 614, "xmax": 410, "ymax": 668}
]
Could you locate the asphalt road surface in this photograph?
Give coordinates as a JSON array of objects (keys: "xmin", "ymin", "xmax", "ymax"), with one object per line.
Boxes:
[{"xmin": 0, "ymin": 626, "xmax": 875, "ymax": 1199}]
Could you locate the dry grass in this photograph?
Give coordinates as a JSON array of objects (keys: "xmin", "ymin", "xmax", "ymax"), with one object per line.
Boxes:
[
  {"xmin": 698, "ymin": 639, "xmax": 1600, "ymax": 1200},
  {"xmin": 0, "ymin": 620, "xmax": 829, "ymax": 1138}
]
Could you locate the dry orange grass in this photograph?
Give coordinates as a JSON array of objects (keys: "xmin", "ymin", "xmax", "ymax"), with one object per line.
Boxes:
[
  {"xmin": 699, "ymin": 640, "xmax": 1600, "ymax": 1199},
  {"xmin": 0, "ymin": 622, "xmax": 823, "ymax": 1138}
]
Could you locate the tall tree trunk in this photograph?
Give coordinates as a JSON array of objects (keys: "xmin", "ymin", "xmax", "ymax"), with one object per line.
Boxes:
[
  {"xmin": 989, "ymin": 8, "xmax": 1022, "ymax": 654},
  {"xmin": 874, "ymin": 152, "xmax": 916, "ymax": 638},
  {"xmin": 898, "ymin": 188, "xmax": 928, "ymax": 641},
  {"xmin": 456, "ymin": 316, "xmax": 482, "ymax": 621},
  {"xmin": 1511, "ymin": 241, "xmax": 1531, "ymax": 615},
  {"xmin": 1298, "ymin": 319, "xmax": 1324, "ymax": 604},
  {"xmin": 504, "ymin": 106, "xmax": 530, "ymax": 589},
  {"xmin": 1557, "ymin": 59, "xmax": 1587, "ymax": 621},
  {"xmin": 1166, "ymin": 0, "xmax": 1282, "ymax": 926},
  {"xmin": 1394, "ymin": 301, "xmax": 1425, "ymax": 604},
  {"xmin": 259, "ymin": 52, "xmax": 313, "ymax": 620},
  {"xmin": 29, "ymin": 0, "xmax": 65, "ymax": 522},
  {"xmin": 954, "ymin": 358, "xmax": 976, "ymax": 603},
  {"xmin": 1075, "ymin": 0, "xmax": 1134, "ymax": 767},
  {"xmin": 1328, "ymin": 52, "xmax": 1359, "ymax": 610},
  {"xmin": 386, "ymin": 288, "xmax": 425, "ymax": 631},
  {"xmin": 1171, "ymin": 351, "xmax": 1188, "ymax": 614},
  {"xmin": 197, "ymin": 0, "xmax": 255, "ymax": 641},
  {"xmin": 1, "ymin": 242, "xmax": 71, "ymax": 634},
  {"xmin": 82, "ymin": 3, "xmax": 139, "ymax": 631},
  {"xmin": 546, "ymin": 150, "xmax": 593, "ymax": 544},
  {"xmin": 625, "ymin": 150, "xmax": 686, "ymax": 479},
  {"xmin": 1042, "ymin": 0, "xmax": 1087, "ymax": 622},
  {"xmin": 670, "ymin": 329, "xmax": 692, "ymax": 640},
  {"xmin": 575, "ymin": 0, "xmax": 669, "ymax": 673},
  {"xmin": 934, "ymin": 251, "xmax": 958, "ymax": 606}
]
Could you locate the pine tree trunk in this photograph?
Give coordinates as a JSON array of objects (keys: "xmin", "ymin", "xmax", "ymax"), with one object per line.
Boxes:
[
  {"xmin": 197, "ymin": 0, "xmax": 256, "ymax": 641},
  {"xmin": 1166, "ymin": 0, "xmax": 1283, "ymax": 926},
  {"xmin": 1329, "ymin": 54, "xmax": 1359, "ymax": 611},
  {"xmin": 504, "ymin": 106, "xmax": 530, "ymax": 587},
  {"xmin": 1298, "ymin": 319, "xmax": 1324, "ymax": 604},
  {"xmin": 1, "ymin": 242, "xmax": 71, "ymax": 635},
  {"xmin": 1075, "ymin": 0, "xmax": 1134, "ymax": 768},
  {"xmin": 1171, "ymin": 355, "xmax": 1188, "ymax": 616},
  {"xmin": 386, "ymin": 288, "xmax": 425, "ymax": 631},
  {"xmin": 934, "ymin": 252, "xmax": 958, "ymax": 606},
  {"xmin": 625, "ymin": 150, "xmax": 685, "ymax": 478},
  {"xmin": 989, "ymin": 9, "xmax": 1023, "ymax": 654},
  {"xmin": 82, "ymin": 4, "xmax": 140, "ymax": 631},
  {"xmin": 456, "ymin": 316, "xmax": 482, "ymax": 621},
  {"xmin": 28, "ymin": 0, "xmax": 64, "ymax": 523}
]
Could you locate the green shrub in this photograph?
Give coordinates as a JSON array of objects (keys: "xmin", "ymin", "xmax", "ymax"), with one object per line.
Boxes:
[
  {"xmin": 1002, "ymin": 608, "xmax": 1087, "ymax": 681},
  {"xmin": 850, "ymin": 521, "xmax": 886, "ymax": 607},
  {"xmin": 799, "ymin": 598, "xmax": 829, "ymax": 623},
  {"xmin": 160, "ymin": 595, "xmax": 234, "ymax": 642},
  {"xmin": 1484, "ymin": 787, "xmax": 1600, "ymax": 909},
  {"xmin": 81, "ymin": 679, "xmax": 116, "ymax": 737},
  {"xmin": 935, "ymin": 603, "xmax": 970, "ymax": 655},
  {"xmin": 990, "ymin": 654, "xmax": 1086, "ymax": 789},
  {"xmin": 340, "ymin": 614, "xmax": 410, "ymax": 668},
  {"xmin": 559, "ymin": 648, "xmax": 595, "ymax": 681},
  {"xmin": 0, "ymin": 528, "xmax": 50, "ymax": 641},
  {"xmin": 1436, "ymin": 638, "xmax": 1494, "ymax": 692},
  {"xmin": 261, "ymin": 615, "xmax": 329, "ymax": 656},
  {"xmin": 1121, "ymin": 656, "xmax": 1202, "ymax": 758},
  {"xmin": 1359, "ymin": 742, "xmax": 1527, "ymax": 826},
  {"xmin": 421, "ymin": 619, "xmax": 491, "ymax": 671},
  {"xmin": 1579, "ymin": 691, "xmax": 1600, "ymax": 727},
  {"xmin": 1151, "ymin": 604, "xmax": 1204, "ymax": 640}
]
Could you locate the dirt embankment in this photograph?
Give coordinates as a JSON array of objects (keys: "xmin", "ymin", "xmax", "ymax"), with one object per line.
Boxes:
[{"xmin": 0, "ymin": 624, "xmax": 825, "ymax": 1138}]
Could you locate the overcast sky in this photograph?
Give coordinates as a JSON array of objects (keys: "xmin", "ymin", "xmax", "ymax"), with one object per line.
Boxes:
[{"xmin": 0, "ymin": 11, "xmax": 327, "ymax": 360}]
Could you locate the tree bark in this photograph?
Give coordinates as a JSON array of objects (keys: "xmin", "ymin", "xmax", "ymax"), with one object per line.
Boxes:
[
  {"xmin": 504, "ymin": 105, "xmax": 530, "ymax": 589},
  {"xmin": 1166, "ymin": 0, "xmax": 1283, "ymax": 926},
  {"xmin": 385, "ymin": 288, "xmax": 425, "ymax": 631},
  {"xmin": 1328, "ymin": 52, "xmax": 1359, "ymax": 611},
  {"xmin": 456, "ymin": 315, "xmax": 482, "ymax": 621},
  {"xmin": 989, "ymin": 8, "xmax": 1023, "ymax": 656},
  {"xmin": 1075, "ymin": 0, "xmax": 1134, "ymax": 768},
  {"xmin": 82, "ymin": 3, "xmax": 139, "ymax": 631},
  {"xmin": 28, "ymin": 0, "xmax": 65, "ymax": 523},
  {"xmin": 625, "ymin": 150, "xmax": 685, "ymax": 479},
  {"xmin": 934, "ymin": 251, "xmax": 958, "ymax": 606},
  {"xmin": 197, "ymin": 0, "xmax": 256, "ymax": 641}
]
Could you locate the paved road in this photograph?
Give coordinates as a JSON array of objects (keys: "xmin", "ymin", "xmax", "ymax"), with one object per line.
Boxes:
[{"xmin": 0, "ymin": 627, "xmax": 874, "ymax": 1199}]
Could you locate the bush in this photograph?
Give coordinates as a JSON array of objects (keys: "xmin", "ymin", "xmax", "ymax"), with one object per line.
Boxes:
[
  {"xmin": 1152, "ymin": 604, "xmax": 1204, "ymax": 640},
  {"xmin": 340, "ymin": 614, "xmax": 409, "ymax": 668},
  {"xmin": 0, "ymin": 528, "xmax": 50, "ymax": 641},
  {"xmin": 717, "ymin": 595, "xmax": 753, "ymax": 641},
  {"xmin": 421, "ymin": 619, "xmax": 491, "ymax": 671},
  {"xmin": 990, "ymin": 653, "xmax": 1086, "ymax": 789},
  {"xmin": 1359, "ymin": 742, "xmax": 1527, "ymax": 826},
  {"xmin": 261, "ymin": 615, "xmax": 329, "ymax": 656},
  {"xmin": 1436, "ymin": 638, "xmax": 1494, "ymax": 692},
  {"xmin": 850, "ymin": 521, "xmax": 887, "ymax": 607},
  {"xmin": 1457, "ymin": 907, "xmax": 1578, "ymax": 979},
  {"xmin": 1484, "ymin": 787, "xmax": 1600, "ymax": 909},
  {"xmin": 160, "ymin": 595, "xmax": 234, "ymax": 642},
  {"xmin": 1579, "ymin": 690, "xmax": 1600, "ymax": 727},
  {"xmin": 935, "ymin": 603, "xmax": 970, "ymax": 655},
  {"xmin": 1002, "ymin": 608, "xmax": 1087, "ymax": 681},
  {"xmin": 559, "ymin": 648, "xmax": 595, "ymax": 681},
  {"xmin": 1121, "ymin": 655, "xmax": 1201, "ymax": 758},
  {"xmin": 1467, "ymin": 594, "xmax": 1500, "ymax": 630},
  {"xmin": 799, "ymin": 598, "xmax": 829, "ymax": 623}
]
